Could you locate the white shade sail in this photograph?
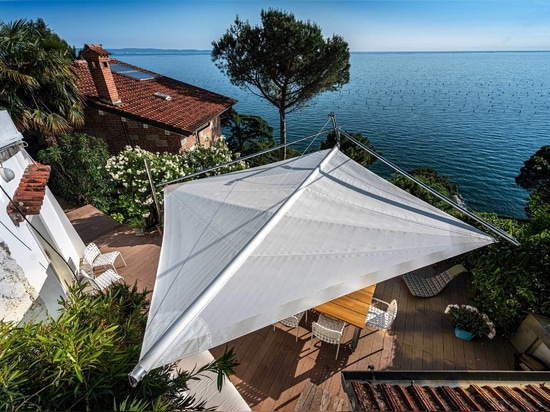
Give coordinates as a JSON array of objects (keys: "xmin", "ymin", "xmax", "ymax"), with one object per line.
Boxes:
[{"xmin": 130, "ymin": 147, "xmax": 494, "ymax": 383}]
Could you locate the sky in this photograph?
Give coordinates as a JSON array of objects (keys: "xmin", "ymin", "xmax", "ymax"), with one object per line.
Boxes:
[{"xmin": 1, "ymin": 0, "xmax": 549, "ymax": 52}]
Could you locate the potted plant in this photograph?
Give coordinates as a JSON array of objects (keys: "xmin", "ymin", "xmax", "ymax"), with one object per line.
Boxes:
[{"xmin": 444, "ymin": 304, "xmax": 496, "ymax": 341}]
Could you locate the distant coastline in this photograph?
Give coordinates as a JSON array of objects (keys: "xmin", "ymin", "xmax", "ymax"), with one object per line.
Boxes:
[
  {"xmin": 106, "ymin": 48, "xmax": 211, "ymax": 55},
  {"xmin": 103, "ymin": 48, "xmax": 549, "ymax": 56}
]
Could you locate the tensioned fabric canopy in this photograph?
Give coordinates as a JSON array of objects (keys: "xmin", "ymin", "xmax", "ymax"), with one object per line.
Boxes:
[{"xmin": 130, "ymin": 147, "xmax": 494, "ymax": 383}]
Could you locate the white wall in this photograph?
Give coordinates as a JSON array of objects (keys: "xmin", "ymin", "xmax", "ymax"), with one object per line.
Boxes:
[
  {"xmin": 0, "ymin": 149, "xmax": 85, "ymax": 323},
  {"xmin": 0, "ymin": 153, "xmax": 50, "ymax": 294}
]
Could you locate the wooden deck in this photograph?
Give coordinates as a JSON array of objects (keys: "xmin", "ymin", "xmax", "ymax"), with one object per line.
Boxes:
[
  {"xmin": 65, "ymin": 204, "xmax": 517, "ymax": 411},
  {"xmin": 64, "ymin": 203, "xmax": 161, "ymax": 292}
]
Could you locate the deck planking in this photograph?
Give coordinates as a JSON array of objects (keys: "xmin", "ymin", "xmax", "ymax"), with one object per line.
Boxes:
[{"xmin": 66, "ymin": 204, "xmax": 517, "ymax": 411}]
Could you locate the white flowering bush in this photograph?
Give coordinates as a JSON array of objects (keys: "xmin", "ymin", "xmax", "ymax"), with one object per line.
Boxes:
[
  {"xmin": 106, "ymin": 141, "xmax": 248, "ymax": 228},
  {"xmin": 182, "ymin": 139, "xmax": 248, "ymax": 177},
  {"xmin": 444, "ymin": 304, "xmax": 496, "ymax": 339},
  {"xmin": 106, "ymin": 146, "xmax": 186, "ymax": 227}
]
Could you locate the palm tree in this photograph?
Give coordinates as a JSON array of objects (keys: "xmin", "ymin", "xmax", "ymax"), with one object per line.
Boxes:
[{"xmin": 0, "ymin": 19, "xmax": 83, "ymax": 145}]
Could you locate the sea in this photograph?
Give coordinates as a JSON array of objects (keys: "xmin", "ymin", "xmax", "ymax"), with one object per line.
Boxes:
[{"xmin": 111, "ymin": 49, "xmax": 550, "ymax": 220}]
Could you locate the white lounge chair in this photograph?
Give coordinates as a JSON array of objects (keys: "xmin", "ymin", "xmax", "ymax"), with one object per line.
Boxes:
[
  {"xmin": 79, "ymin": 269, "xmax": 123, "ymax": 292},
  {"xmin": 83, "ymin": 242, "xmax": 126, "ymax": 273},
  {"xmin": 310, "ymin": 313, "xmax": 346, "ymax": 360},
  {"xmin": 402, "ymin": 264, "xmax": 467, "ymax": 297}
]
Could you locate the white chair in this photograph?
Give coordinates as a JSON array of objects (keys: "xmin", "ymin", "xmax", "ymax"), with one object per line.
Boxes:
[
  {"xmin": 274, "ymin": 311, "xmax": 306, "ymax": 341},
  {"xmin": 83, "ymin": 242, "xmax": 126, "ymax": 273},
  {"xmin": 310, "ymin": 313, "xmax": 346, "ymax": 360},
  {"xmin": 79, "ymin": 269, "xmax": 123, "ymax": 292},
  {"xmin": 365, "ymin": 297, "xmax": 398, "ymax": 330}
]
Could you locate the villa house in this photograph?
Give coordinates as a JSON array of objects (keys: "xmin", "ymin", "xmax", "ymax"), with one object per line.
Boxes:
[
  {"xmin": 72, "ymin": 44, "xmax": 237, "ymax": 155},
  {"xmin": 0, "ymin": 110, "xmax": 85, "ymax": 323}
]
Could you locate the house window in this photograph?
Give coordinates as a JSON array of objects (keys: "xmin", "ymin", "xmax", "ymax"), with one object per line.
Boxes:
[
  {"xmin": 102, "ymin": 61, "xmax": 108, "ymax": 68},
  {"xmin": 143, "ymin": 124, "xmax": 149, "ymax": 129},
  {"xmin": 164, "ymin": 130, "xmax": 170, "ymax": 136},
  {"xmin": 98, "ymin": 110, "xmax": 105, "ymax": 116},
  {"xmin": 121, "ymin": 117, "xmax": 127, "ymax": 122}
]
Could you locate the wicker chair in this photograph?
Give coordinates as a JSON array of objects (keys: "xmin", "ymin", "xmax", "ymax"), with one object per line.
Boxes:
[
  {"xmin": 402, "ymin": 264, "xmax": 467, "ymax": 297},
  {"xmin": 274, "ymin": 311, "xmax": 306, "ymax": 341},
  {"xmin": 83, "ymin": 242, "xmax": 126, "ymax": 273},
  {"xmin": 310, "ymin": 313, "xmax": 346, "ymax": 359},
  {"xmin": 365, "ymin": 298, "xmax": 398, "ymax": 330}
]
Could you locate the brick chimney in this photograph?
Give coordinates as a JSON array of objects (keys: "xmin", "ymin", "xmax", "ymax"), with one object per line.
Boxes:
[{"xmin": 80, "ymin": 44, "xmax": 121, "ymax": 105}]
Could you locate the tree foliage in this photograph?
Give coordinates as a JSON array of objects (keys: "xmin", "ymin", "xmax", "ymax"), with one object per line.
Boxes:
[
  {"xmin": 463, "ymin": 210, "xmax": 550, "ymax": 337},
  {"xmin": 0, "ymin": 18, "xmax": 83, "ymax": 146},
  {"xmin": 320, "ymin": 130, "xmax": 380, "ymax": 168},
  {"xmin": 222, "ymin": 109, "xmax": 275, "ymax": 154},
  {"xmin": 212, "ymin": 9, "xmax": 350, "ymax": 160},
  {"xmin": 515, "ymin": 145, "xmax": 550, "ymax": 207},
  {"xmin": 0, "ymin": 283, "xmax": 238, "ymax": 411},
  {"xmin": 37, "ymin": 133, "xmax": 114, "ymax": 211},
  {"xmin": 390, "ymin": 167, "xmax": 462, "ymax": 214},
  {"xmin": 460, "ymin": 145, "xmax": 550, "ymax": 337},
  {"xmin": 221, "ymin": 108, "xmax": 282, "ymax": 166},
  {"xmin": 387, "ymin": 164, "xmax": 548, "ymax": 337}
]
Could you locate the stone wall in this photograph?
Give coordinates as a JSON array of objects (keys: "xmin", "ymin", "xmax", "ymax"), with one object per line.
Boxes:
[
  {"xmin": 79, "ymin": 108, "xmax": 222, "ymax": 155},
  {"xmin": 0, "ymin": 241, "xmax": 40, "ymax": 323}
]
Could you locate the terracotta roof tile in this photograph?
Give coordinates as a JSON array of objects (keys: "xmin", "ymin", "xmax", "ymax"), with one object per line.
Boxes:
[
  {"xmin": 73, "ymin": 58, "xmax": 237, "ymax": 134},
  {"xmin": 6, "ymin": 163, "xmax": 51, "ymax": 223},
  {"xmin": 349, "ymin": 381, "xmax": 550, "ymax": 411},
  {"xmin": 342, "ymin": 371, "xmax": 550, "ymax": 411}
]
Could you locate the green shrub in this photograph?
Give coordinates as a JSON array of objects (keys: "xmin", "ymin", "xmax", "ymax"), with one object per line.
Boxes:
[
  {"xmin": 466, "ymin": 211, "xmax": 550, "ymax": 337},
  {"xmin": 105, "ymin": 141, "xmax": 248, "ymax": 228},
  {"xmin": 0, "ymin": 283, "xmax": 237, "ymax": 411},
  {"xmin": 37, "ymin": 133, "xmax": 114, "ymax": 210},
  {"xmin": 105, "ymin": 146, "xmax": 186, "ymax": 227}
]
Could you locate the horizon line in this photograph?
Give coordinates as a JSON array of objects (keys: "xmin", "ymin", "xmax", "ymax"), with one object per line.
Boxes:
[{"xmin": 101, "ymin": 47, "xmax": 550, "ymax": 54}]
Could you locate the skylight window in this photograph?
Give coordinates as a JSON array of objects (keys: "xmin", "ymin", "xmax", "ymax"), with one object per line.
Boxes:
[
  {"xmin": 154, "ymin": 92, "xmax": 172, "ymax": 101},
  {"xmin": 110, "ymin": 64, "xmax": 155, "ymax": 81}
]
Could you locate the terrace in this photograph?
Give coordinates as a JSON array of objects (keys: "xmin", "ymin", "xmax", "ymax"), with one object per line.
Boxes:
[{"xmin": 65, "ymin": 204, "xmax": 517, "ymax": 411}]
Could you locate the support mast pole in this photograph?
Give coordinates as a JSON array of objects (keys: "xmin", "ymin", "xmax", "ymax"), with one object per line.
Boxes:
[{"xmin": 329, "ymin": 112, "xmax": 341, "ymax": 147}]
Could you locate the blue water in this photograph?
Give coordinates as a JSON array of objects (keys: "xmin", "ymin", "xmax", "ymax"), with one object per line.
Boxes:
[{"xmin": 114, "ymin": 50, "xmax": 550, "ymax": 219}]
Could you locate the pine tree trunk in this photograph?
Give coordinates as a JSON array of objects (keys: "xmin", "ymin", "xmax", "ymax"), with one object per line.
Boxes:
[{"xmin": 279, "ymin": 108, "xmax": 287, "ymax": 160}]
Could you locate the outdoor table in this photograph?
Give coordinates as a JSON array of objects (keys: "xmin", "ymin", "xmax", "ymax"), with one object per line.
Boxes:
[{"xmin": 313, "ymin": 284, "xmax": 377, "ymax": 351}]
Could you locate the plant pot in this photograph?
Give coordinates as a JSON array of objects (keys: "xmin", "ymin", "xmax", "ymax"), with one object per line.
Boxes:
[{"xmin": 454, "ymin": 327, "xmax": 473, "ymax": 341}]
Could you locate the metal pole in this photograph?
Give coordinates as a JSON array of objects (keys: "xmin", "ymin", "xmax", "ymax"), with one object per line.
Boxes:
[
  {"xmin": 340, "ymin": 129, "xmax": 519, "ymax": 246},
  {"xmin": 329, "ymin": 112, "xmax": 341, "ymax": 147},
  {"xmin": 144, "ymin": 158, "xmax": 162, "ymax": 227}
]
